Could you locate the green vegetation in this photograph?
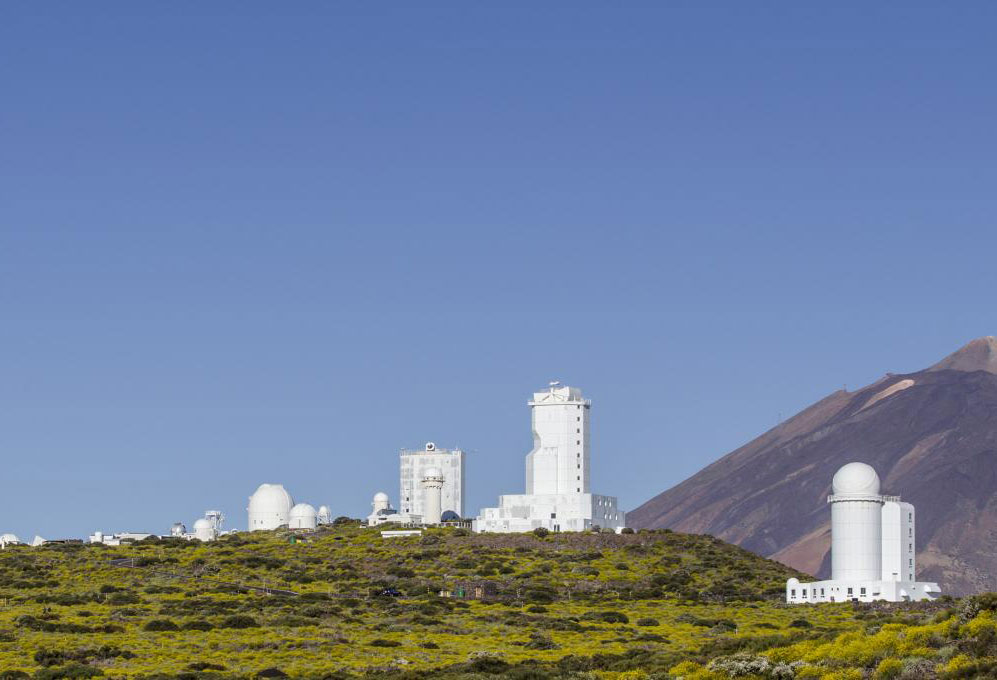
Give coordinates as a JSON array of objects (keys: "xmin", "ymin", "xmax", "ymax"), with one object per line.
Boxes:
[{"xmin": 0, "ymin": 526, "xmax": 991, "ymax": 679}]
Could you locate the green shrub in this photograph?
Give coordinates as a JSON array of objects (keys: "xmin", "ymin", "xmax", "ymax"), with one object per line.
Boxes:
[
  {"xmin": 532, "ymin": 528, "xmax": 550, "ymax": 539},
  {"xmin": 143, "ymin": 619, "xmax": 180, "ymax": 632},
  {"xmin": 180, "ymin": 620, "xmax": 214, "ymax": 631},
  {"xmin": 369, "ymin": 639, "xmax": 402, "ymax": 647},
  {"xmin": 219, "ymin": 615, "xmax": 259, "ymax": 629},
  {"xmin": 636, "ymin": 618, "xmax": 659, "ymax": 627}
]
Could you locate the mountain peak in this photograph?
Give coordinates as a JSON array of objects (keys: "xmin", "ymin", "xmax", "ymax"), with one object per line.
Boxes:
[{"xmin": 928, "ymin": 336, "xmax": 997, "ymax": 374}]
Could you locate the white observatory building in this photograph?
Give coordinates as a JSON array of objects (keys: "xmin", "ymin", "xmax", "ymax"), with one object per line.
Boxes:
[
  {"xmin": 400, "ymin": 442, "xmax": 464, "ymax": 518},
  {"xmin": 474, "ymin": 383, "xmax": 625, "ymax": 533},
  {"xmin": 786, "ymin": 462, "xmax": 941, "ymax": 603},
  {"xmin": 248, "ymin": 483, "xmax": 294, "ymax": 530},
  {"xmin": 247, "ymin": 483, "xmax": 330, "ymax": 531},
  {"xmin": 289, "ymin": 503, "xmax": 318, "ymax": 529}
]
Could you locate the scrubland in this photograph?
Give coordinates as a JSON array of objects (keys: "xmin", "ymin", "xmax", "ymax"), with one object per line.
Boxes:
[{"xmin": 0, "ymin": 525, "xmax": 993, "ymax": 680}]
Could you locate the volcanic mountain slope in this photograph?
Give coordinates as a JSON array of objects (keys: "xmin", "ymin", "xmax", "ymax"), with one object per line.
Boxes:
[{"xmin": 627, "ymin": 337, "xmax": 997, "ymax": 596}]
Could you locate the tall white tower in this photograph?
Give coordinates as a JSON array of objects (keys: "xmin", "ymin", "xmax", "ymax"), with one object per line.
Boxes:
[
  {"xmin": 829, "ymin": 462, "xmax": 884, "ymax": 581},
  {"xmin": 525, "ymin": 382, "xmax": 590, "ymax": 495},
  {"xmin": 421, "ymin": 468, "xmax": 444, "ymax": 525}
]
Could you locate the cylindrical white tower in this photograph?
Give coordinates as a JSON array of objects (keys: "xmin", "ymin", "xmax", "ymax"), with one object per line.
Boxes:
[
  {"xmin": 829, "ymin": 462, "xmax": 884, "ymax": 581},
  {"xmin": 421, "ymin": 468, "xmax": 444, "ymax": 525},
  {"xmin": 193, "ymin": 518, "xmax": 216, "ymax": 542}
]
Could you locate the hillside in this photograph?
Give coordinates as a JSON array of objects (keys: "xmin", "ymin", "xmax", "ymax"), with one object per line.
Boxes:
[
  {"xmin": 627, "ymin": 337, "xmax": 997, "ymax": 596},
  {"xmin": 2, "ymin": 525, "xmax": 992, "ymax": 679}
]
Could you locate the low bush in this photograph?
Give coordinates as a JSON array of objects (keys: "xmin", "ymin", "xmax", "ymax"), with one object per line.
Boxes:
[
  {"xmin": 143, "ymin": 619, "xmax": 180, "ymax": 632},
  {"xmin": 369, "ymin": 639, "xmax": 402, "ymax": 648}
]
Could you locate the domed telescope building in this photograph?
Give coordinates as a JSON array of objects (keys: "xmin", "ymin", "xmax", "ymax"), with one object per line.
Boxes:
[{"xmin": 786, "ymin": 462, "xmax": 941, "ymax": 603}]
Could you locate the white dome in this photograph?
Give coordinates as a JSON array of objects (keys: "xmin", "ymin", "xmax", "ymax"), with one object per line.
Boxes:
[
  {"xmin": 193, "ymin": 518, "xmax": 212, "ymax": 530},
  {"xmin": 288, "ymin": 503, "xmax": 317, "ymax": 529},
  {"xmin": 832, "ymin": 462, "xmax": 881, "ymax": 496},
  {"xmin": 290, "ymin": 503, "xmax": 317, "ymax": 518},
  {"xmin": 247, "ymin": 483, "xmax": 294, "ymax": 531},
  {"xmin": 373, "ymin": 492, "xmax": 390, "ymax": 502},
  {"xmin": 423, "ymin": 467, "xmax": 442, "ymax": 479},
  {"xmin": 317, "ymin": 505, "xmax": 332, "ymax": 523},
  {"xmin": 0, "ymin": 533, "xmax": 21, "ymax": 544}
]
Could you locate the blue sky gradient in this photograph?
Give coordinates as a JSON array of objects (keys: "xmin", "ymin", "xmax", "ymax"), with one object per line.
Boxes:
[{"xmin": 2, "ymin": 3, "xmax": 996, "ymax": 539}]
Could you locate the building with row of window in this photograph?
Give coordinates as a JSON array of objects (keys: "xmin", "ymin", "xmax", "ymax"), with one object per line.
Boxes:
[
  {"xmin": 473, "ymin": 383, "xmax": 625, "ymax": 533},
  {"xmin": 786, "ymin": 462, "xmax": 941, "ymax": 604}
]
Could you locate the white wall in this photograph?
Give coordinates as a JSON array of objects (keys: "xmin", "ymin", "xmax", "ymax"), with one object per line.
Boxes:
[
  {"xmin": 525, "ymin": 385, "xmax": 590, "ymax": 495},
  {"xmin": 882, "ymin": 501, "xmax": 916, "ymax": 581},
  {"xmin": 831, "ymin": 497, "xmax": 883, "ymax": 581}
]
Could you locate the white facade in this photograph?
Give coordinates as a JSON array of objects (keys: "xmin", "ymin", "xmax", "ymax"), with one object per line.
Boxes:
[
  {"xmin": 421, "ymin": 468, "xmax": 444, "ymax": 525},
  {"xmin": 526, "ymin": 385, "xmax": 590, "ymax": 495},
  {"xmin": 882, "ymin": 501, "xmax": 916, "ymax": 582},
  {"xmin": 247, "ymin": 483, "xmax": 294, "ymax": 531},
  {"xmin": 474, "ymin": 383, "xmax": 625, "ymax": 533},
  {"xmin": 400, "ymin": 443, "xmax": 464, "ymax": 518},
  {"xmin": 787, "ymin": 462, "xmax": 940, "ymax": 604}
]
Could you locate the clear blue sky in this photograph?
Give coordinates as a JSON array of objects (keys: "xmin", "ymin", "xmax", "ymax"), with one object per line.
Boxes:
[{"xmin": 2, "ymin": 3, "xmax": 996, "ymax": 539}]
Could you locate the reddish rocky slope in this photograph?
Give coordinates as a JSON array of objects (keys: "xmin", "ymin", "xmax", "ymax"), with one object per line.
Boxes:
[{"xmin": 627, "ymin": 337, "xmax": 997, "ymax": 596}]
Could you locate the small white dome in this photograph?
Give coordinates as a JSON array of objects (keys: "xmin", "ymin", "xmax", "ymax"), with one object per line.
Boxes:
[
  {"xmin": 423, "ymin": 467, "xmax": 442, "ymax": 479},
  {"xmin": 1, "ymin": 533, "xmax": 21, "ymax": 544},
  {"xmin": 832, "ymin": 462, "xmax": 881, "ymax": 496},
  {"xmin": 373, "ymin": 492, "xmax": 390, "ymax": 502},
  {"xmin": 289, "ymin": 503, "xmax": 317, "ymax": 519},
  {"xmin": 193, "ymin": 518, "xmax": 212, "ymax": 530},
  {"xmin": 317, "ymin": 505, "xmax": 332, "ymax": 523},
  {"xmin": 288, "ymin": 503, "xmax": 317, "ymax": 529}
]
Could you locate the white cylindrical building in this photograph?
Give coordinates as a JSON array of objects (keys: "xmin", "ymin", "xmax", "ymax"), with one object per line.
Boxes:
[
  {"xmin": 247, "ymin": 483, "xmax": 294, "ymax": 531},
  {"xmin": 193, "ymin": 518, "xmax": 216, "ymax": 542},
  {"xmin": 288, "ymin": 503, "xmax": 318, "ymax": 529},
  {"xmin": 421, "ymin": 468, "xmax": 444, "ymax": 525},
  {"xmin": 829, "ymin": 462, "xmax": 884, "ymax": 581},
  {"xmin": 317, "ymin": 505, "xmax": 332, "ymax": 525}
]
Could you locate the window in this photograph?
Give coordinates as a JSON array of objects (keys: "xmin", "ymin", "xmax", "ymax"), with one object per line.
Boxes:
[
  {"xmin": 847, "ymin": 587, "xmax": 853, "ymax": 595},
  {"xmin": 909, "ymin": 512, "xmax": 912, "ymax": 521},
  {"xmin": 909, "ymin": 559, "xmax": 913, "ymax": 567},
  {"xmin": 802, "ymin": 589, "xmax": 807, "ymax": 598},
  {"xmin": 576, "ymin": 428, "xmax": 580, "ymax": 433},
  {"xmin": 550, "ymin": 513, "xmax": 556, "ymax": 519},
  {"xmin": 576, "ymin": 476, "xmax": 580, "ymax": 480},
  {"xmin": 790, "ymin": 589, "xmax": 796, "ymax": 598},
  {"xmin": 577, "ymin": 464, "xmax": 580, "ymax": 469},
  {"xmin": 576, "ymin": 440, "xmax": 580, "ymax": 445},
  {"xmin": 821, "ymin": 588, "xmax": 825, "ymax": 596},
  {"xmin": 576, "ymin": 417, "xmax": 580, "ymax": 422},
  {"xmin": 576, "ymin": 487, "xmax": 580, "ymax": 492},
  {"xmin": 909, "ymin": 543, "xmax": 913, "ymax": 552},
  {"xmin": 909, "ymin": 573, "xmax": 913, "ymax": 580},
  {"xmin": 860, "ymin": 587, "xmax": 866, "ymax": 595}
]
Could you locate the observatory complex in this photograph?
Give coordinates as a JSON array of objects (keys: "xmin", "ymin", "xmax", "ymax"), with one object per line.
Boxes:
[
  {"xmin": 786, "ymin": 462, "xmax": 941, "ymax": 603},
  {"xmin": 367, "ymin": 443, "xmax": 465, "ymax": 527},
  {"xmin": 247, "ymin": 483, "xmax": 332, "ymax": 531},
  {"xmin": 473, "ymin": 383, "xmax": 625, "ymax": 533}
]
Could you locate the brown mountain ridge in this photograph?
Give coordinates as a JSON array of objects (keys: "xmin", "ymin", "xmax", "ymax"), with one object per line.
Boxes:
[{"xmin": 627, "ymin": 337, "xmax": 997, "ymax": 596}]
